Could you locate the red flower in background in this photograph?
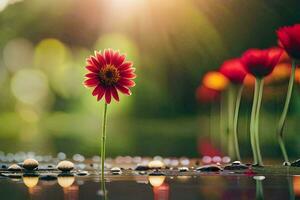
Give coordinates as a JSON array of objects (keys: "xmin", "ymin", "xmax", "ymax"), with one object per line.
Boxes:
[
  {"xmin": 241, "ymin": 48, "xmax": 283, "ymax": 78},
  {"xmin": 277, "ymin": 24, "xmax": 300, "ymax": 59},
  {"xmin": 219, "ymin": 58, "xmax": 247, "ymax": 84},
  {"xmin": 196, "ymin": 85, "xmax": 220, "ymax": 103},
  {"xmin": 84, "ymin": 49, "xmax": 136, "ymax": 104}
]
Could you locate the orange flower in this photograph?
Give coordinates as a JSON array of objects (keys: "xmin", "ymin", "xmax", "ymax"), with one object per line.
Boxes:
[{"xmin": 202, "ymin": 71, "xmax": 229, "ymax": 91}]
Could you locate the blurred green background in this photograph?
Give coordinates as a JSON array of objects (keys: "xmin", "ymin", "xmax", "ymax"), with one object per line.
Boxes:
[{"xmin": 0, "ymin": 0, "xmax": 299, "ymax": 160}]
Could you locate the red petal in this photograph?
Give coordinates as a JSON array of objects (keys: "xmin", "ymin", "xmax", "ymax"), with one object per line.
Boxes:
[
  {"xmin": 118, "ymin": 62, "xmax": 133, "ymax": 70},
  {"xmin": 118, "ymin": 79, "xmax": 136, "ymax": 87},
  {"xmin": 92, "ymin": 85, "xmax": 105, "ymax": 96},
  {"xmin": 120, "ymin": 72, "xmax": 136, "ymax": 79},
  {"xmin": 85, "ymin": 73, "xmax": 98, "ymax": 78},
  {"xmin": 104, "ymin": 49, "xmax": 112, "ymax": 64},
  {"xmin": 113, "ymin": 54, "xmax": 126, "ymax": 66},
  {"xmin": 84, "ymin": 78, "xmax": 99, "ymax": 87},
  {"xmin": 95, "ymin": 51, "xmax": 106, "ymax": 67},
  {"xmin": 86, "ymin": 66, "xmax": 99, "ymax": 73},
  {"xmin": 116, "ymin": 84, "xmax": 131, "ymax": 95},
  {"xmin": 111, "ymin": 86, "xmax": 119, "ymax": 101},
  {"xmin": 105, "ymin": 88, "xmax": 112, "ymax": 104},
  {"xmin": 97, "ymin": 89, "xmax": 105, "ymax": 101}
]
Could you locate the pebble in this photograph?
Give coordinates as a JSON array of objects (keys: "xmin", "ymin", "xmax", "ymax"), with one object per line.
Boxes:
[
  {"xmin": 196, "ymin": 165, "xmax": 222, "ymax": 172},
  {"xmin": 23, "ymin": 159, "xmax": 39, "ymax": 170},
  {"xmin": 291, "ymin": 159, "xmax": 300, "ymax": 167},
  {"xmin": 135, "ymin": 165, "xmax": 150, "ymax": 171},
  {"xmin": 283, "ymin": 161, "xmax": 291, "ymax": 166},
  {"xmin": 57, "ymin": 161, "xmax": 74, "ymax": 172},
  {"xmin": 178, "ymin": 167, "xmax": 189, "ymax": 172},
  {"xmin": 76, "ymin": 170, "xmax": 89, "ymax": 176},
  {"xmin": 39, "ymin": 174, "xmax": 57, "ymax": 181},
  {"xmin": 224, "ymin": 161, "xmax": 248, "ymax": 170},
  {"xmin": 8, "ymin": 164, "xmax": 22, "ymax": 172},
  {"xmin": 110, "ymin": 167, "xmax": 122, "ymax": 175},
  {"xmin": 148, "ymin": 160, "xmax": 165, "ymax": 169},
  {"xmin": 1, "ymin": 164, "xmax": 7, "ymax": 169}
]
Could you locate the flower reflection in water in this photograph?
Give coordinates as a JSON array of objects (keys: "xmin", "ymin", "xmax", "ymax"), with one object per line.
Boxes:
[
  {"xmin": 58, "ymin": 175, "xmax": 78, "ymax": 200},
  {"xmin": 148, "ymin": 175, "xmax": 169, "ymax": 200}
]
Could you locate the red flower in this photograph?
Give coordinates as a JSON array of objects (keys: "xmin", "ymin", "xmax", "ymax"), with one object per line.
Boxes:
[
  {"xmin": 241, "ymin": 48, "xmax": 283, "ymax": 78},
  {"xmin": 277, "ymin": 24, "xmax": 300, "ymax": 59},
  {"xmin": 84, "ymin": 49, "xmax": 136, "ymax": 104},
  {"xmin": 219, "ymin": 58, "xmax": 247, "ymax": 84},
  {"xmin": 196, "ymin": 85, "xmax": 220, "ymax": 103}
]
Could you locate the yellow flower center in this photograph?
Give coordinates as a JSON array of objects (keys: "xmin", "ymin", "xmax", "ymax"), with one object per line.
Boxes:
[{"xmin": 99, "ymin": 65, "xmax": 120, "ymax": 86}]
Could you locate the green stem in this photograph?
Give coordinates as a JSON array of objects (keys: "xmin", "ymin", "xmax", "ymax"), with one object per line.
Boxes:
[
  {"xmin": 101, "ymin": 103, "xmax": 108, "ymax": 191},
  {"xmin": 250, "ymin": 80, "xmax": 259, "ymax": 165},
  {"xmin": 233, "ymin": 85, "xmax": 243, "ymax": 161},
  {"xmin": 255, "ymin": 78, "xmax": 264, "ymax": 166},
  {"xmin": 227, "ymin": 85, "xmax": 235, "ymax": 158},
  {"xmin": 256, "ymin": 180, "xmax": 264, "ymax": 200},
  {"xmin": 277, "ymin": 60, "xmax": 296, "ymax": 164}
]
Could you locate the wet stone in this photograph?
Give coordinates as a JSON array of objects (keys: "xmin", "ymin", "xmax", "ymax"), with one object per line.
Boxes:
[
  {"xmin": 290, "ymin": 159, "xmax": 300, "ymax": 167},
  {"xmin": 23, "ymin": 159, "xmax": 39, "ymax": 170},
  {"xmin": 135, "ymin": 165, "xmax": 150, "ymax": 171},
  {"xmin": 224, "ymin": 162, "xmax": 249, "ymax": 170},
  {"xmin": 178, "ymin": 167, "xmax": 189, "ymax": 172},
  {"xmin": 196, "ymin": 165, "xmax": 222, "ymax": 172},
  {"xmin": 148, "ymin": 160, "xmax": 165, "ymax": 169},
  {"xmin": 110, "ymin": 167, "xmax": 122, "ymax": 175},
  {"xmin": 57, "ymin": 161, "xmax": 74, "ymax": 172},
  {"xmin": 1, "ymin": 164, "xmax": 8, "ymax": 169},
  {"xmin": 149, "ymin": 170, "xmax": 165, "ymax": 176},
  {"xmin": 283, "ymin": 161, "xmax": 291, "ymax": 166},
  {"xmin": 8, "ymin": 164, "xmax": 22, "ymax": 172},
  {"xmin": 76, "ymin": 170, "xmax": 89, "ymax": 176},
  {"xmin": 40, "ymin": 174, "xmax": 57, "ymax": 181}
]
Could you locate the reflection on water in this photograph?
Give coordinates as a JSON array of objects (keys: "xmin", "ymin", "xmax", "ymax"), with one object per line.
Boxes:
[{"xmin": 0, "ymin": 173, "xmax": 296, "ymax": 200}]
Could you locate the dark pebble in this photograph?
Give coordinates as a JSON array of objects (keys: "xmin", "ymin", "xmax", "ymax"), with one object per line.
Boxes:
[
  {"xmin": 76, "ymin": 171, "xmax": 89, "ymax": 176},
  {"xmin": 40, "ymin": 174, "xmax": 57, "ymax": 181},
  {"xmin": 291, "ymin": 159, "xmax": 300, "ymax": 167},
  {"xmin": 1, "ymin": 164, "xmax": 8, "ymax": 169},
  {"xmin": 196, "ymin": 165, "xmax": 222, "ymax": 172},
  {"xmin": 224, "ymin": 162, "xmax": 249, "ymax": 170},
  {"xmin": 135, "ymin": 165, "xmax": 150, "ymax": 171},
  {"xmin": 149, "ymin": 170, "xmax": 165, "ymax": 176}
]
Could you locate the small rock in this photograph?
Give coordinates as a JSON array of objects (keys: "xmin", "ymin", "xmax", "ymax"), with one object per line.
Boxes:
[
  {"xmin": 135, "ymin": 165, "xmax": 149, "ymax": 171},
  {"xmin": 23, "ymin": 159, "xmax": 39, "ymax": 170},
  {"xmin": 57, "ymin": 161, "xmax": 74, "ymax": 172},
  {"xmin": 224, "ymin": 161, "xmax": 248, "ymax": 170},
  {"xmin": 291, "ymin": 159, "xmax": 300, "ymax": 167},
  {"xmin": 178, "ymin": 167, "xmax": 189, "ymax": 172},
  {"xmin": 40, "ymin": 174, "xmax": 57, "ymax": 181},
  {"xmin": 148, "ymin": 160, "xmax": 165, "ymax": 169},
  {"xmin": 196, "ymin": 165, "xmax": 222, "ymax": 172},
  {"xmin": 283, "ymin": 161, "xmax": 291, "ymax": 166},
  {"xmin": 232, "ymin": 161, "xmax": 242, "ymax": 165},
  {"xmin": 110, "ymin": 167, "xmax": 122, "ymax": 175},
  {"xmin": 57, "ymin": 175, "xmax": 75, "ymax": 188},
  {"xmin": 76, "ymin": 170, "xmax": 89, "ymax": 176},
  {"xmin": 149, "ymin": 170, "xmax": 165, "ymax": 176},
  {"xmin": 1, "ymin": 164, "xmax": 8, "ymax": 169},
  {"xmin": 8, "ymin": 164, "xmax": 22, "ymax": 172}
]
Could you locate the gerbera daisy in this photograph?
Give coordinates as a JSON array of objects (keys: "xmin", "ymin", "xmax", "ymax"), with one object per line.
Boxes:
[{"xmin": 84, "ymin": 49, "xmax": 136, "ymax": 104}]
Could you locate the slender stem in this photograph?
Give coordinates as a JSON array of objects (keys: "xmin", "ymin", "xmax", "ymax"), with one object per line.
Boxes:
[
  {"xmin": 227, "ymin": 85, "xmax": 234, "ymax": 158},
  {"xmin": 256, "ymin": 180, "xmax": 264, "ymax": 200},
  {"xmin": 277, "ymin": 60, "xmax": 296, "ymax": 164},
  {"xmin": 220, "ymin": 93, "xmax": 226, "ymax": 152},
  {"xmin": 255, "ymin": 78, "xmax": 264, "ymax": 166},
  {"xmin": 101, "ymin": 103, "xmax": 108, "ymax": 191},
  {"xmin": 233, "ymin": 85, "xmax": 243, "ymax": 161},
  {"xmin": 250, "ymin": 80, "xmax": 259, "ymax": 165}
]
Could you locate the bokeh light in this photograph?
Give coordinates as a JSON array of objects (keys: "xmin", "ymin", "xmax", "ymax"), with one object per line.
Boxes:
[{"xmin": 202, "ymin": 71, "xmax": 229, "ymax": 91}]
